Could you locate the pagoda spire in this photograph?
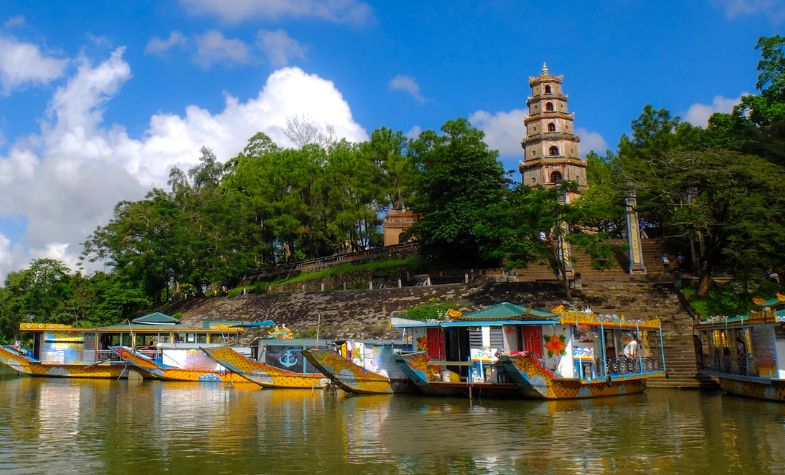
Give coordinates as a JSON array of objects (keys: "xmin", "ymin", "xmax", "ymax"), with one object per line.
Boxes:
[{"xmin": 541, "ymin": 62, "xmax": 549, "ymax": 75}]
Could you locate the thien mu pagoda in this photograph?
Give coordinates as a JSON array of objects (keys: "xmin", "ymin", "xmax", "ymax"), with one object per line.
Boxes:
[{"xmin": 520, "ymin": 63, "xmax": 586, "ymax": 201}]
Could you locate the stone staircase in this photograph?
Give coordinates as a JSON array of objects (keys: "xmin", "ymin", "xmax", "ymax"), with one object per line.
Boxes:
[
  {"xmin": 511, "ymin": 235, "xmax": 713, "ymax": 389},
  {"xmin": 578, "ymin": 281, "xmax": 715, "ymax": 389}
]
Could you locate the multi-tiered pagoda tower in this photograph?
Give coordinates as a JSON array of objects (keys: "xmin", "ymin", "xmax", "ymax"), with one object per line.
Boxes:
[{"xmin": 519, "ymin": 63, "xmax": 586, "ymax": 200}]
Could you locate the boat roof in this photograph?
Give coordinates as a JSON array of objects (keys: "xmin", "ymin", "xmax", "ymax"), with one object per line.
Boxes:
[
  {"xmin": 19, "ymin": 322, "xmax": 244, "ymax": 334},
  {"xmin": 696, "ymin": 295, "xmax": 785, "ymax": 328},
  {"xmin": 231, "ymin": 320, "xmax": 276, "ymax": 328},
  {"xmin": 392, "ymin": 302, "xmax": 560, "ymax": 329},
  {"xmin": 257, "ymin": 338, "xmax": 331, "ymax": 347},
  {"xmin": 391, "ymin": 302, "xmax": 661, "ymax": 330},
  {"xmin": 459, "ymin": 302, "xmax": 559, "ymax": 320},
  {"xmin": 131, "ymin": 312, "xmax": 180, "ymax": 325}
]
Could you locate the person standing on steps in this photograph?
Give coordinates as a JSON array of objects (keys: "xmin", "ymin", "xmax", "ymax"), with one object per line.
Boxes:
[{"xmin": 660, "ymin": 254, "xmax": 671, "ymax": 272}]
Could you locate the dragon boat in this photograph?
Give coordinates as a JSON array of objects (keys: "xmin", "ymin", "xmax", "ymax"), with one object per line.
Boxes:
[
  {"xmin": 0, "ymin": 313, "xmax": 246, "ymax": 379},
  {"xmin": 202, "ymin": 339, "xmax": 331, "ymax": 389},
  {"xmin": 0, "ymin": 325, "xmax": 131, "ymax": 379},
  {"xmin": 111, "ymin": 345, "xmax": 252, "ymax": 383},
  {"xmin": 302, "ymin": 340, "xmax": 415, "ymax": 394},
  {"xmin": 392, "ymin": 302, "xmax": 667, "ymax": 399},
  {"xmin": 695, "ymin": 295, "xmax": 785, "ymax": 402}
]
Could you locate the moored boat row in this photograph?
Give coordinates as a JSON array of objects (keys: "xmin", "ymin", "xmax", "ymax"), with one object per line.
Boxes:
[{"xmin": 10, "ymin": 297, "xmax": 785, "ymax": 403}]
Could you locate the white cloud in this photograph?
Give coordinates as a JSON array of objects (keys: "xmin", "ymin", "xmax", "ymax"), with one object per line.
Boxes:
[
  {"xmin": 470, "ymin": 108, "xmax": 608, "ymax": 160},
  {"xmin": 145, "ymin": 31, "xmax": 187, "ymax": 56},
  {"xmin": 405, "ymin": 126, "xmax": 422, "ymax": 139},
  {"xmin": 712, "ymin": 0, "xmax": 785, "ymax": 21},
  {"xmin": 469, "ymin": 109, "xmax": 525, "ymax": 157},
  {"xmin": 0, "ymin": 233, "xmax": 12, "ymax": 281},
  {"xmin": 0, "ymin": 36, "xmax": 67, "ymax": 94},
  {"xmin": 257, "ymin": 30, "xmax": 306, "ymax": 67},
  {"xmin": 194, "ymin": 30, "xmax": 250, "ymax": 69},
  {"xmin": 0, "ymin": 49, "xmax": 367, "ymax": 279},
  {"xmin": 388, "ymin": 75, "xmax": 426, "ymax": 103},
  {"xmin": 180, "ymin": 0, "xmax": 373, "ymax": 25},
  {"xmin": 575, "ymin": 127, "xmax": 608, "ymax": 157},
  {"xmin": 3, "ymin": 15, "xmax": 25, "ymax": 29},
  {"xmin": 683, "ymin": 93, "xmax": 747, "ymax": 126}
]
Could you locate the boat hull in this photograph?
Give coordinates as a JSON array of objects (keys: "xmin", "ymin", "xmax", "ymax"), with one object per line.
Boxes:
[
  {"xmin": 500, "ymin": 353, "xmax": 659, "ymax": 399},
  {"xmin": 202, "ymin": 346, "xmax": 329, "ymax": 389},
  {"xmin": 112, "ymin": 346, "xmax": 250, "ymax": 383},
  {"xmin": 0, "ymin": 346, "xmax": 130, "ymax": 379},
  {"xmin": 702, "ymin": 371, "xmax": 785, "ymax": 402},
  {"xmin": 302, "ymin": 349, "xmax": 414, "ymax": 394},
  {"xmin": 395, "ymin": 352, "xmax": 520, "ymax": 398}
]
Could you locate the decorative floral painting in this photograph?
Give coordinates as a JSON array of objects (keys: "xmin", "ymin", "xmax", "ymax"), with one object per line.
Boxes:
[
  {"xmin": 541, "ymin": 327, "xmax": 568, "ymax": 371},
  {"xmin": 543, "ymin": 332, "xmax": 567, "ymax": 357}
]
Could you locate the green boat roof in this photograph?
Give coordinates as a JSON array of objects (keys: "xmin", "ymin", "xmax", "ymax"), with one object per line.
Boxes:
[
  {"xmin": 458, "ymin": 302, "xmax": 559, "ymax": 320},
  {"xmin": 132, "ymin": 312, "xmax": 180, "ymax": 325}
]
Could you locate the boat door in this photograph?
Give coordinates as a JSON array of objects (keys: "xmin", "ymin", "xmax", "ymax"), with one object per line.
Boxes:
[
  {"xmin": 426, "ymin": 327, "xmax": 445, "ymax": 360},
  {"xmin": 522, "ymin": 326, "xmax": 543, "ymax": 358}
]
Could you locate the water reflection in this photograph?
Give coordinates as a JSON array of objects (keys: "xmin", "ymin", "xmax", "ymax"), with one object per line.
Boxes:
[{"xmin": 0, "ymin": 376, "xmax": 783, "ymax": 474}]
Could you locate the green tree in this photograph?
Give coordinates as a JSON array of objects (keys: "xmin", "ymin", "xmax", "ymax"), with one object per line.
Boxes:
[
  {"xmin": 407, "ymin": 118, "xmax": 507, "ymax": 266},
  {"xmin": 705, "ymin": 36, "xmax": 785, "ymax": 164},
  {"xmin": 361, "ymin": 127, "xmax": 415, "ymax": 210},
  {"xmin": 83, "ymin": 190, "xmax": 179, "ymax": 303},
  {"xmin": 3, "ymin": 259, "xmax": 73, "ymax": 325}
]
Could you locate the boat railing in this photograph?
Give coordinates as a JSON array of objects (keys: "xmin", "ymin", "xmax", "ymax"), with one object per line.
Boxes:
[
  {"xmin": 96, "ymin": 350, "xmax": 124, "ymax": 363},
  {"xmin": 605, "ymin": 356, "xmax": 660, "ymax": 375},
  {"xmin": 704, "ymin": 354, "xmax": 754, "ymax": 377}
]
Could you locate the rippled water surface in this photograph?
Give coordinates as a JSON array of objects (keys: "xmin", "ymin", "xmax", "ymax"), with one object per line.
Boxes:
[{"xmin": 0, "ymin": 372, "xmax": 783, "ymax": 474}]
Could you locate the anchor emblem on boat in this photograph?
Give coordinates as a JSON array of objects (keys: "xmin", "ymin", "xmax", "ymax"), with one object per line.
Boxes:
[{"xmin": 279, "ymin": 350, "xmax": 297, "ymax": 368}]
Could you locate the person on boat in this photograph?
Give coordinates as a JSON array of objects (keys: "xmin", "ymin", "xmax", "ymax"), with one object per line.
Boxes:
[
  {"xmin": 736, "ymin": 336, "xmax": 747, "ymax": 374},
  {"xmin": 623, "ymin": 338, "xmax": 639, "ymax": 359},
  {"xmin": 11, "ymin": 340, "xmax": 21, "ymax": 353},
  {"xmin": 722, "ymin": 346, "xmax": 731, "ymax": 372}
]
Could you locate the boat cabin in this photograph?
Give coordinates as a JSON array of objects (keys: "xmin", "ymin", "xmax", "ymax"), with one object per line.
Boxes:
[
  {"xmin": 15, "ymin": 319, "xmax": 245, "ymax": 366},
  {"xmin": 256, "ymin": 338, "xmax": 334, "ymax": 375},
  {"xmin": 393, "ymin": 302, "xmax": 665, "ymax": 383},
  {"xmin": 695, "ymin": 297, "xmax": 785, "ymax": 379}
]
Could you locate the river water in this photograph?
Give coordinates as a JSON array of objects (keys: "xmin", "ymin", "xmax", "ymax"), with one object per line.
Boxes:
[{"xmin": 0, "ymin": 372, "xmax": 783, "ymax": 474}]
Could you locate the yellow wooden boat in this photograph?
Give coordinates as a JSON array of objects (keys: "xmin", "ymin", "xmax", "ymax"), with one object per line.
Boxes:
[
  {"xmin": 303, "ymin": 341, "xmax": 415, "ymax": 394},
  {"xmin": 112, "ymin": 345, "xmax": 251, "ymax": 383},
  {"xmin": 202, "ymin": 345, "xmax": 329, "ymax": 389},
  {"xmin": 392, "ymin": 302, "xmax": 666, "ymax": 399}
]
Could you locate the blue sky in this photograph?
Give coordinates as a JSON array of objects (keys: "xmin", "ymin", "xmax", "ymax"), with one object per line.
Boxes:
[{"xmin": 0, "ymin": 0, "xmax": 780, "ymax": 280}]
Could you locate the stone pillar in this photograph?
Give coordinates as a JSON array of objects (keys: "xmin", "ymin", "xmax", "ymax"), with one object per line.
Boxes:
[
  {"xmin": 625, "ymin": 192, "xmax": 647, "ymax": 274},
  {"xmin": 557, "ymin": 195, "xmax": 574, "ymax": 279},
  {"xmin": 557, "ymin": 221, "xmax": 574, "ymax": 278}
]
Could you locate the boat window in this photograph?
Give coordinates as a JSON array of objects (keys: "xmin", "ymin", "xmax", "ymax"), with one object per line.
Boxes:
[
  {"xmin": 174, "ymin": 333, "xmax": 186, "ymax": 343},
  {"xmin": 186, "ymin": 333, "xmax": 196, "ymax": 343},
  {"xmin": 197, "ymin": 333, "xmax": 207, "ymax": 344},
  {"xmin": 209, "ymin": 334, "xmax": 227, "ymax": 344}
]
